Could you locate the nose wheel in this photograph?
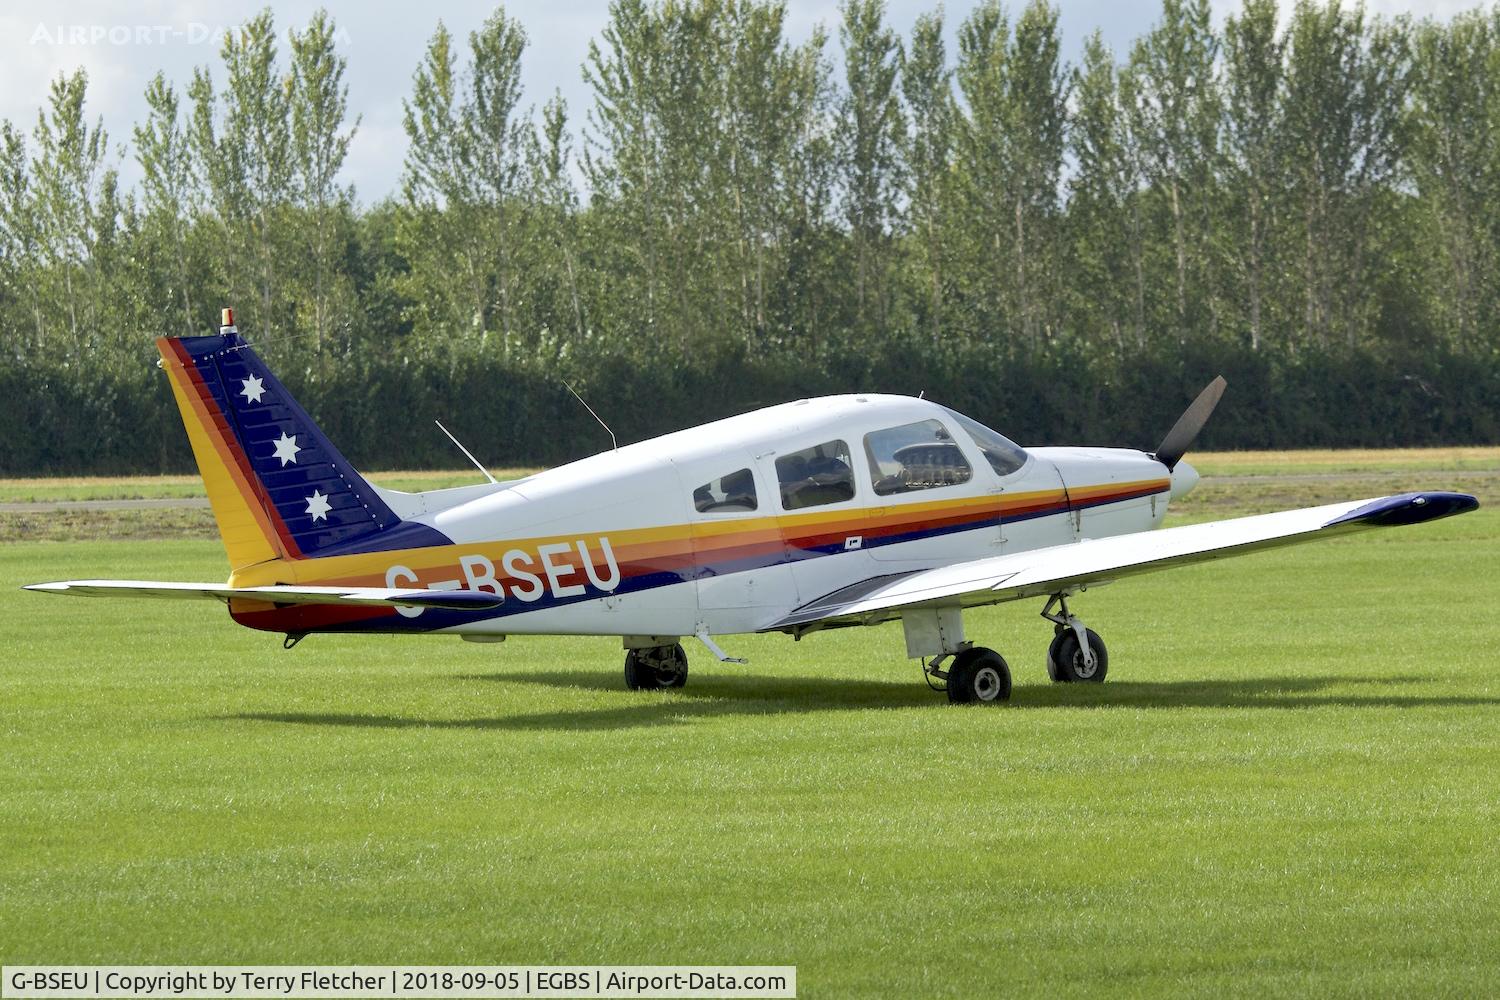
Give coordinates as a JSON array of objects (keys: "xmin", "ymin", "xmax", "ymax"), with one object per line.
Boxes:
[
  {"xmin": 1042, "ymin": 595, "xmax": 1109, "ymax": 683},
  {"xmin": 1047, "ymin": 626, "xmax": 1108, "ymax": 682}
]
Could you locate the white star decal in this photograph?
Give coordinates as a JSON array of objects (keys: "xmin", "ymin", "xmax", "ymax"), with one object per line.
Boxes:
[
  {"xmin": 304, "ymin": 490, "xmax": 331, "ymax": 522},
  {"xmin": 239, "ymin": 374, "xmax": 265, "ymax": 404},
  {"xmin": 271, "ymin": 432, "xmax": 301, "ymax": 466}
]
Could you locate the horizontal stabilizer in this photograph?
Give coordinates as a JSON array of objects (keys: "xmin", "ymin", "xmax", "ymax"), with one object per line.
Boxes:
[{"xmin": 23, "ymin": 580, "xmax": 503, "ymax": 611}]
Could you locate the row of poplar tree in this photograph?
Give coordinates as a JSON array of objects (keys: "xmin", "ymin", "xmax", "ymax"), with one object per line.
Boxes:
[{"xmin": 3, "ymin": 0, "xmax": 1499, "ymax": 473}]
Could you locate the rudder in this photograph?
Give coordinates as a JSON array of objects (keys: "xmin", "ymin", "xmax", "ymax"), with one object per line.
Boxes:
[{"xmin": 156, "ymin": 315, "xmax": 447, "ymax": 570}]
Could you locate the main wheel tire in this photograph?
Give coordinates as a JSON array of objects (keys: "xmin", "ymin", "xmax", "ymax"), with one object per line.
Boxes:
[
  {"xmin": 1052, "ymin": 628, "xmax": 1108, "ymax": 683},
  {"xmin": 1046, "ymin": 629, "xmax": 1069, "ymax": 683},
  {"xmin": 946, "ymin": 647, "xmax": 1012, "ymax": 705},
  {"xmin": 623, "ymin": 644, "xmax": 688, "ymax": 690},
  {"xmin": 662, "ymin": 643, "xmax": 689, "ymax": 688},
  {"xmin": 623, "ymin": 650, "xmax": 651, "ymax": 690}
]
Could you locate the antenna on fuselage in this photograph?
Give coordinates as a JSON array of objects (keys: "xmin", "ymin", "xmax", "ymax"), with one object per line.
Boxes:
[
  {"xmin": 434, "ymin": 420, "xmax": 499, "ymax": 484},
  {"xmin": 562, "ymin": 380, "xmax": 618, "ymax": 452}
]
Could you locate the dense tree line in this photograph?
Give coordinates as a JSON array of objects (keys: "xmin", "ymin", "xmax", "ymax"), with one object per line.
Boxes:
[{"xmin": 2, "ymin": 0, "xmax": 1498, "ymax": 475}]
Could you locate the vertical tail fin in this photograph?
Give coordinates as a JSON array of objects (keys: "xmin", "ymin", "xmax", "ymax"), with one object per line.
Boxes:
[{"xmin": 156, "ymin": 319, "xmax": 447, "ymax": 570}]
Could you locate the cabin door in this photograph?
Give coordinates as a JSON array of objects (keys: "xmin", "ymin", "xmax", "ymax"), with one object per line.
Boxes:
[
  {"xmin": 763, "ymin": 437, "xmax": 873, "ymax": 607},
  {"xmin": 864, "ymin": 420, "xmax": 1002, "ymax": 565},
  {"xmin": 673, "ymin": 453, "xmax": 794, "ymax": 631}
]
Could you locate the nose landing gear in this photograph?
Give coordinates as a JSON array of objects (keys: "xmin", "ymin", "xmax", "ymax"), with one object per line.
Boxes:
[{"xmin": 1042, "ymin": 594, "xmax": 1108, "ymax": 683}]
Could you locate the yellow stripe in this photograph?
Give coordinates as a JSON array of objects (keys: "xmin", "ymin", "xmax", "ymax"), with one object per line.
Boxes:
[
  {"xmin": 1065, "ymin": 478, "xmax": 1170, "ymax": 502},
  {"xmin": 158, "ymin": 341, "xmax": 281, "ymax": 571},
  {"xmin": 228, "ymin": 479, "xmax": 1170, "ymax": 588}
]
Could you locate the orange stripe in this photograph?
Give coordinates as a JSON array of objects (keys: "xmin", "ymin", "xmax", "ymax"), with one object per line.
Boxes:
[
  {"xmin": 1065, "ymin": 478, "xmax": 1169, "ymax": 503},
  {"xmin": 164, "ymin": 339, "xmax": 304, "ymax": 557},
  {"xmin": 158, "ymin": 343, "xmax": 282, "ymax": 569},
  {"xmin": 231, "ymin": 479, "xmax": 1170, "ymax": 589}
]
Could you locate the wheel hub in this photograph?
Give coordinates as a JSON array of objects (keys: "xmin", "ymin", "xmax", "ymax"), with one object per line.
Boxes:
[{"xmin": 974, "ymin": 666, "xmax": 1001, "ymax": 700}]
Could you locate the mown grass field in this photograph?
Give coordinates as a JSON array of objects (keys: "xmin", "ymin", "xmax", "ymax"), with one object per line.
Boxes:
[{"xmin": 1, "ymin": 452, "xmax": 1497, "ymax": 997}]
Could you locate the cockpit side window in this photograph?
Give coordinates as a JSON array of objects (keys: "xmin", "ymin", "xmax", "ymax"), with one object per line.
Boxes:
[
  {"xmin": 945, "ymin": 408, "xmax": 1029, "ymax": 477},
  {"xmin": 776, "ymin": 440, "xmax": 855, "ymax": 510},
  {"xmin": 693, "ymin": 467, "xmax": 758, "ymax": 513},
  {"xmin": 864, "ymin": 419, "xmax": 973, "ymax": 496}
]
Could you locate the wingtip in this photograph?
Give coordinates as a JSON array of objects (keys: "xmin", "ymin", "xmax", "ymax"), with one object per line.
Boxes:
[
  {"xmin": 22, "ymin": 582, "xmax": 68, "ymax": 593},
  {"xmin": 1325, "ymin": 492, "xmax": 1479, "ymax": 529}
]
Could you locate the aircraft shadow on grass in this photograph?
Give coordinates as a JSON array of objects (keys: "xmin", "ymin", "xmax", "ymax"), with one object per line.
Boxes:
[{"xmin": 227, "ymin": 671, "xmax": 1499, "ymax": 733}]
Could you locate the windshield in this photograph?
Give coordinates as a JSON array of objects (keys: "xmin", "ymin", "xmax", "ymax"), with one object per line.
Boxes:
[{"xmin": 942, "ymin": 407, "xmax": 1029, "ymax": 478}]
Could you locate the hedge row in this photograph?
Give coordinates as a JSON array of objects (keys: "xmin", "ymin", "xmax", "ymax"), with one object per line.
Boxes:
[{"xmin": 3, "ymin": 344, "xmax": 1495, "ymax": 476}]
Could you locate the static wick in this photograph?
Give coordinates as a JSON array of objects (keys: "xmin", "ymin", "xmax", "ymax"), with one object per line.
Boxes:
[
  {"xmin": 435, "ymin": 420, "xmax": 498, "ymax": 484},
  {"xmin": 563, "ymin": 380, "xmax": 618, "ymax": 452}
]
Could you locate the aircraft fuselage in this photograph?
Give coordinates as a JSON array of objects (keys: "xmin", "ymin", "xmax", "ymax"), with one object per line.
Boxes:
[{"xmin": 222, "ymin": 395, "xmax": 1180, "ymax": 641}]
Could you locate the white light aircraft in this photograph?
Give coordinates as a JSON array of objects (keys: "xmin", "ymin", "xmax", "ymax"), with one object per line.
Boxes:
[{"xmin": 26, "ymin": 311, "xmax": 1479, "ymax": 703}]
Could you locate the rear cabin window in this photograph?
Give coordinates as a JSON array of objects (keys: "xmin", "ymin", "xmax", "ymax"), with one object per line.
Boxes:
[
  {"xmin": 693, "ymin": 468, "xmax": 758, "ymax": 513},
  {"xmin": 864, "ymin": 420, "xmax": 973, "ymax": 496},
  {"xmin": 776, "ymin": 440, "xmax": 856, "ymax": 510}
]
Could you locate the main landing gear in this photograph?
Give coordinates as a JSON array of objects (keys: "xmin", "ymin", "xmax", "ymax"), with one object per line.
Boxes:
[
  {"xmin": 932, "ymin": 647, "xmax": 1012, "ymax": 704},
  {"xmin": 905, "ymin": 607, "xmax": 1014, "ymax": 705},
  {"xmin": 623, "ymin": 641, "xmax": 688, "ymax": 690},
  {"xmin": 908, "ymin": 593, "xmax": 1110, "ymax": 704}
]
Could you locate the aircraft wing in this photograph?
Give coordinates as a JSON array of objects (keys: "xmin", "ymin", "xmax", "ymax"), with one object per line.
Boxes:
[
  {"xmin": 766, "ymin": 491, "xmax": 1478, "ymax": 633},
  {"xmin": 23, "ymin": 580, "xmax": 503, "ymax": 611}
]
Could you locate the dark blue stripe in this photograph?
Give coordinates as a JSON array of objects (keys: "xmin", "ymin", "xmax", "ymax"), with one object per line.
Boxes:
[
  {"xmin": 275, "ymin": 488, "xmax": 1169, "ymax": 635},
  {"xmin": 298, "ymin": 567, "xmax": 689, "ymax": 634}
]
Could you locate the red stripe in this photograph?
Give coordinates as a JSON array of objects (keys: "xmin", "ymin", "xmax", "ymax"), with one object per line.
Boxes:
[
  {"xmin": 167, "ymin": 339, "xmax": 304, "ymax": 559},
  {"xmin": 230, "ymin": 482, "xmax": 1168, "ymax": 633},
  {"xmin": 231, "ymin": 601, "xmax": 387, "ymax": 632}
]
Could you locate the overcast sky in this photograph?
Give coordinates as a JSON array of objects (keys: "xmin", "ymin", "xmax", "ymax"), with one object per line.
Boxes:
[{"xmin": 0, "ymin": 0, "xmax": 1477, "ymax": 204}]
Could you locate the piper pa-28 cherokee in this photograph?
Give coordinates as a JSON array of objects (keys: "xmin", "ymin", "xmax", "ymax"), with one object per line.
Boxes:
[{"xmin": 27, "ymin": 310, "xmax": 1479, "ymax": 704}]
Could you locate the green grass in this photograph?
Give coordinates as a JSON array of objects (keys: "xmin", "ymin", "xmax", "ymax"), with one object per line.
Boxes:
[
  {"xmin": 0, "ymin": 506, "xmax": 218, "ymax": 543},
  {"xmin": 0, "ymin": 475, "xmax": 209, "ymax": 503},
  {"xmin": 1, "ymin": 471, "xmax": 1497, "ymax": 997},
  {"xmin": 1188, "ymin": 445, "xmax": 1500, "ymax": 477}
]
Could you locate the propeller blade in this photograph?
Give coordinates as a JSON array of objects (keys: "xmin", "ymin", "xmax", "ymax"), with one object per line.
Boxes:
[{"xmin": 1154, "ymin": 375, "xmax": 1227, "ymax": 471}]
